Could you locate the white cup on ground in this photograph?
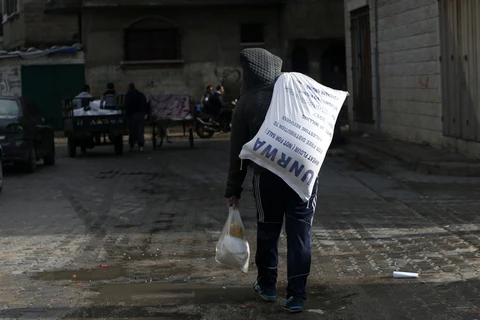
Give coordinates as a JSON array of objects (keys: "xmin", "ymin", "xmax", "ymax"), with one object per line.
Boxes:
[{"xmin": 393, "ymin": 271, "xmax": 419, "ymax": 278}]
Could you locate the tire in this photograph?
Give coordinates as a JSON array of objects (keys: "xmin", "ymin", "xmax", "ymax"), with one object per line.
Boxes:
[
  {"xmin": 24, "ymin": 146, "xmax": 36, "ymax": 174},
  {"xmin": 0, "ymin": 158, "xmax": 3, "ymax": 194},
  {"xmin": 44, "ymin": 141, "xmax": 56, "ymax": 166},
  {"xmin": 68, "ymin": 135, "xmax": 76, "ymax": 158},
  {"xmin": 114, "ymin": 136, "xmax": 124, "ymax": 155},
  {"xmin": 195, "ymin": 123, "xmax": 214, "ymax": 139}
]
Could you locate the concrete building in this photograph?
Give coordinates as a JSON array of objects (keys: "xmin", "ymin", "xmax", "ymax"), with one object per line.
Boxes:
[
  {"xmin": 2, "ymin": 0, "xmax": 79, "ymax": 50},
  {"xmin": 81, "ymin": 0, "xmax": 345, "ymax": 100},
  {"xmin": 344, "ymin": 0, "xmax": 480, "ymax": 157},
  {"xmin": 0, "ymin": 0, "xmax": 346, "ymax": 123}
]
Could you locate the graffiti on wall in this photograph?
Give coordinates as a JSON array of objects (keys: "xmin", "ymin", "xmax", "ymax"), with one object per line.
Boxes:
[
  {"xmin": 215, "ymin": 68, "xmax": 242, "ymax": 84},
  {"xmin": 215, "ymin": 67, "xmax": 243, "ymax": 99},
  {"xmin": 0, "ymin": 66, "xmax": 21, "ymax": 97}
]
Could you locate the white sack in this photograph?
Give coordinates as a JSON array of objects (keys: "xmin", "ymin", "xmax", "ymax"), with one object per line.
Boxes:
[
  {"xmin": 239, "ymin": 72, "xmax": 349, "ymax": 201},
  {"xmin": 73, "ymin": 100, "xmax": 122, "ymax": 117}
]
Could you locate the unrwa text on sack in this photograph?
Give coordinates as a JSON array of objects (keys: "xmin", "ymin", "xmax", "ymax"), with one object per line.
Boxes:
[
  {"xmin": 252, "ymin": 137, "xmax": 320, "ymax": 184},
  {"xmin": 265, "ymin": 127, "xmax": 322, "ymax": 163}
]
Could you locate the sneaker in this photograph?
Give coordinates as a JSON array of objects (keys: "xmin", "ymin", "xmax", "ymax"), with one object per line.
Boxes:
[
  {"xmin": 253, "ymin": 281, "xmax": 277, "ymax": 302},
  {"xmin": 283, "ymin": 296, "xmax": 304, "ymax": 313},
  {"xmin": 139, "ymin": 147, "xmax": 144, "ymax": 153}
]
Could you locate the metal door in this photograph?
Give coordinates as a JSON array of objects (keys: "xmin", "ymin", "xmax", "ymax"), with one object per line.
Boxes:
[
  {"xmin": 439, "ymin": 0, "xmax": 480, "ymax": 141},
  {"xmin": 350, "ymin": 7, "xmax": 373, "ymax": 123},
  {"xmin": 21, "ymin": 64, "xmax": 86, "ymax": 130}
]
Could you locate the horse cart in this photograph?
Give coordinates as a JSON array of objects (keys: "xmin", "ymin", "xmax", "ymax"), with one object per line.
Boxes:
[
  {"xmin": 62, "ymin": 97, "xmax": 128, "ymax": 157},
  {"xmin": 147, "ymin": 94, "xmax": 195, "ymax": 150}
]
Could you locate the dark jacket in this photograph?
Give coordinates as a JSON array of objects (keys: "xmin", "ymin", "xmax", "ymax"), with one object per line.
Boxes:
[
  {"xmin": 209, "ymin": 91, "xmax": 228, "ymax": 112},
  {"xmin": 224, "ymin": 48, "xmax": 283, "ymax": 199},
  {"xmin": 202, "ymin": 92, "xmax": 212, "ymax": 111},
  {"xmin": 125, "ymin": 89, "xmax": 148, "ymax": 117}
]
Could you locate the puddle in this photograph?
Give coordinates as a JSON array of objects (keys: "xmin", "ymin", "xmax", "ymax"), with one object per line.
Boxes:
[
  {"xmin": 66, "ymin": 306, "xmax": 202, "ymax": 319},
  {"xmin": 32, "ymin": 266, "xmax": 126, "ymax": 281},
  {"xmin": 91, "ymin": 281, "xmax": 353, "ymax": 312}
]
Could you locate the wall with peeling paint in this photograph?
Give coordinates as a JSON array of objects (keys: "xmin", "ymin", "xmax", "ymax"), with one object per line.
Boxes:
[{"xmin": 0, "ymin": 65, "xmax": 22, "ymax": 97}]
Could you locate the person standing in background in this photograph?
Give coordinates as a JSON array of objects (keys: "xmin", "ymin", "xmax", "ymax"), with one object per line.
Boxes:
[
  {"xmin": 101, "ymin": 82, "xmax": 117, "ymax": 110},
  {"xmin": 124, "ymin": 83, "xmax": 148, "ymax": 152},
  {"xmin": 202, "ymin": 85, "xmax": 214, "ymax": 113},
  {"xmin": 73, "ymin": 85, "xmax": 93, "ymax": 109}
]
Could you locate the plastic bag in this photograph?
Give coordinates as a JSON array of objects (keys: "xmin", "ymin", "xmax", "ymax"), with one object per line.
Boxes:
[{"xmin": 215, "ymin": 207, "xmax": 250, "ymax": 273}]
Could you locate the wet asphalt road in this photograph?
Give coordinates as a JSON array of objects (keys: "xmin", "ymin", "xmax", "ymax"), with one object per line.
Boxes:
[{"xmin": 0, "ymin": 135, "xmax": 479, "ymax": 319}]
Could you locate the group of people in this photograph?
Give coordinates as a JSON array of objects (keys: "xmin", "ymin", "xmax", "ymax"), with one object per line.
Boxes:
[
  {"xmin": 201, "ymin": 84, "xmax": 237, "ymax": 125},
  {"xmin": 73, "ymin": 83, "xmax": 148, "ymax": 152}
]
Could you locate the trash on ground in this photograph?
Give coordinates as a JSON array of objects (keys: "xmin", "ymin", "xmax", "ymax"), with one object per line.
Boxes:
[
  {"xmin": 393, "ymin": 271, "xmax": 419, "ymax": 278},
  {"xmin": 307, "ymin": 309, "xmax": 325, "ymax": 314}
]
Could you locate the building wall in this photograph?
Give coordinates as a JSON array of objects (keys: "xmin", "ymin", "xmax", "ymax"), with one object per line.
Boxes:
[
  {"xmin": 376, "ymin": 0, "xmax": 442, "ymax": 145},
  {"xmin": 3, "ymin": 0, "xmax": 78, "ymax": 50},
  {"xmin": 82, "ymin": 6, "xmax": 282, "ymax": 100},
  {"xmin": 0, "ymin": 63, "xmax": 21, "ymax": 97},
  {"xmin": 23, "ymin": 0, "xmax": 79, "ymax": 48},
  {"xmin": 344, "ymin": 0, "xmax": 480, "ymax": 158},
  {"xmin": 2, "ymin": 0, "xmax": 25, "ymax": 50},
  {"xmin": 282, "ymin": 0, "xmax": 345, "ymax": 82}
]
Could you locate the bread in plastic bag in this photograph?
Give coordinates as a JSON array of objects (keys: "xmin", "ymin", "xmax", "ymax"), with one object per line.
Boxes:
[{"xmin": 215, "ymin": 207, "xmax": 250, "ymax": 273}]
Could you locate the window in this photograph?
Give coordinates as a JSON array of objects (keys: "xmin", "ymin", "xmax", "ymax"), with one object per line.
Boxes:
[
  {"xmin": 0, "ymin": 99, "xmax": 20, "ymax": 116},
  {"xmin": 124, "ymin": 18, "xmax": 180, "ymax": 62},
  {"xmin": 3, "ymin": 0, "xmax": 19, "ymax": 17},
  {"xmin": 240, "ymin": 24, "xmax": 265, "ymax": 44}
]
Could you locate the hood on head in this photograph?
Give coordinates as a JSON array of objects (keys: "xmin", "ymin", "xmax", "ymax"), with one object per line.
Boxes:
[{"xmin": 239, "ymin": 48, "xmax": 283, "ymax": 93}]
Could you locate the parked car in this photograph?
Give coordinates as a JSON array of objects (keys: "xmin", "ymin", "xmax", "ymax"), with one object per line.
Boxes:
[
  {"xmin": 0, "ymin": 97, "xmax": 55, "ymax": 173},
  {"xmin": 0, "ymin": 144, "xmax": 3, "ymax": 193}
]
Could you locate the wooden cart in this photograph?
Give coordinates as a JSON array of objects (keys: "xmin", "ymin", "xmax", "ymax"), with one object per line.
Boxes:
[
  {"xmin": 147, "ymin": 94, "xmax": 195, "ymax": 150},
  {"xmin": 62, "ymin": 97, "xmax": 128, "ymax": 157}
]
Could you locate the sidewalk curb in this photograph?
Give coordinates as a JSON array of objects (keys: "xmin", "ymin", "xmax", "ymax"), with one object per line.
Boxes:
[{"xmin": 345, "ymin": 136, "xmax": 480, "ymax": 177}]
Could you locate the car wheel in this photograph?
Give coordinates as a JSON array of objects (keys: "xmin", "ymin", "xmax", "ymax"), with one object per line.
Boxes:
[
  {"xmin": 44, "ymin": 141, "xmax": 56, "ymax": 166},
  {"xmin": 25, "ymin": 147, "xmax": 37, "ymax": 174},
  {"xmin": 0, "ymin": 157, "xmax": 3, "ymax": 194},
  {"xmin": 68, "ymin": 135, "xmax": 76, "ymax": 158},
  {"xmin": 113, "ymin": 136, "xmax": 123, "ymax": 155}
]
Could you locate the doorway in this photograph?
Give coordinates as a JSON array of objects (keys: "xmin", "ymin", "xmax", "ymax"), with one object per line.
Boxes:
[
  {"xmin": 350, "ymin": 6, "xmax": 373, "ymax": 123},
  {"xmin": 291, "ymin": 43, "xmax": 310, "ymax": 75}
]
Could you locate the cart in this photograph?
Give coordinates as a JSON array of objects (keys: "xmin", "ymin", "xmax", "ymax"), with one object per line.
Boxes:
[
  {"xmin": 62, "ymin": 97, "xmax": 128, "ymax": 157},
  {"xmin": 147, "ymin": 94, "xmax": 195, "ymax": 150}
]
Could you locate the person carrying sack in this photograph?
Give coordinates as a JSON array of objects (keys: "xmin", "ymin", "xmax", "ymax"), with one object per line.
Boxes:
[{"xmin": 224, "ymin": 48, "xmax": 319, "ymax": 313}]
